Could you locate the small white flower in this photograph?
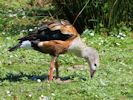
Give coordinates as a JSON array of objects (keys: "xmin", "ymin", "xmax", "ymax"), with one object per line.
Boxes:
[
  {"xmin": 2, "ymin": 32, "xmax": 6, "ymax": 35},
  {"xmin": 14, "ymin": 54, "xmax": 18, "ymax": 57},
  {"xmin": 37, "ymin": 79, "xmax": 41, "ymax": 82},
  {"xmin": 28, "ymin": 94, "xmax": 32, "ymax": 97},
  {"xmin": 6, "ymin": 90, "xmax": 10, "ymax": 94},
  {"xmin": 9, "ymin": 13, "xmax": 17, "ymax": 17},
  {"xmin": 98, "ymin": 43, "xmax": 101, "ymax": 45},
  {"xmin": 101, "ymin": 40, "xmax": 104, "ymax": 43},
  {"xmin": 117, "ymin": 35, "xmax": 120, "ymax": 38},
  {"xmin": 90, "ymin": 42, "xmax": 94, "ymax": 44},
  {"xmin": 41, "ymin": 95, "xmax": 44, "ymax": 97},
  {"xmin": 8, "ymin": 94, "xmax": 11, "ymax": 96},
  {"xmin": 89, "ymin": 32, "xmax": 94, "ymax": 36},
  {"xmin": 119, "ymin": 32, "xmax": 123, "ymax": 36},
  {"xmin": 21, "ymin": 30, "xmax": 24, "ymax": 32},
  {"xmin": 34, "ymin": 27, "xmax": 38, "ymax": 29},
  {"xmin": 83, "ymin": 29, "xmax": 89, "ymax": 34},
  {"xmin": 9, "ymin": 14, "xmax": 13, "ymax": 17},
  {"xmin": 122, "ymin": 34, "xmax": 126, "ymax": 37},
  {"xmin": 29, "ymin": 29, "xmax": 33, "ymax": 31},
  {"xmin": 9, "ymin": 55, "xmax": 13, "ymax": 58},
  {"xmin": 13, "ymin": 14, "xmax": 17, "ymax": 17},
  {"xmin": 51, "ymin": 93, "xmax": 55, "ymax": 96},
  {"xmin": 116, "ymin": 43, "xmax": 120, "ymax": 46},
  {"xmin": 6, "ymin": 90, "xmax": 11, "ymax": 96},
  {"xmin": 6, "ymin": 37, "xmax": 11, "ymax": 40},
  {"xmin": 95, "ymin": 95, "xmax": 98, "ymax": 98},
  {"xmin": 121, "ymin": 37, "xmax": 124, "ymax": 40},
  {"xmin": 21, "ymin": 30, "xmax": 27, "ymax": 32}
]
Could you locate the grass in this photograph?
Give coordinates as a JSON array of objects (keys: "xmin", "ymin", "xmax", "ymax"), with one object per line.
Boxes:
[
  {"xmin": 0, "ymin": 34, "xmax": 133, "ymax": 99},
  {"xmin": 0, "ymin": 0, "xmax": 133, "ymax": 100}
]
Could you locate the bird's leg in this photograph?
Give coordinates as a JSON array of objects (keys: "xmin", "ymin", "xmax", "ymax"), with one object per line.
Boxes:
[
  {"xmin": 49, "ymin": 56, "xmax": 57, "ymax": 81},
  {"xmin": 55, "ymin": 61, "xmax": 60, "ymax": 80}
]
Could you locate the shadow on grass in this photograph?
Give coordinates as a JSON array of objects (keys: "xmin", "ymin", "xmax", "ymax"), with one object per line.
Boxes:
[
  {"xmin": 60, "ymin": 74, "xmax": 87, "ymax": 81},
  {"xmin": 0, "ymin": 72, "xmax": 49, "ymax": 82},
  {"xmin": 0, "ymin": 72, "xmax": 87, "ymax": 82}
]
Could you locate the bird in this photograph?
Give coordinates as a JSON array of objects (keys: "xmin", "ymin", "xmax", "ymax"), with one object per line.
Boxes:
[{"xmin": 8, "ymin": 19, "xmax": 99, "ymax": 81}]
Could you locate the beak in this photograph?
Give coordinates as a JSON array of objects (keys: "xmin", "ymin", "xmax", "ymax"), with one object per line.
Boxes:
[{"xmin": 90, "ymin": 68, "xmax": 96, "ymax": 78}]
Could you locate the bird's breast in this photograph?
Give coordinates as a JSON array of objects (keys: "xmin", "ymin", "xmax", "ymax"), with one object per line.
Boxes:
[{"xmin": 36, "ymin": 40, "xmax": 69, "ymax": 56}]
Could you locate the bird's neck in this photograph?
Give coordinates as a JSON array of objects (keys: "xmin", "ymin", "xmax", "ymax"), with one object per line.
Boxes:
[{"xmin": 68, "ymin": 37, "xmax": 88, "ymax": 57}]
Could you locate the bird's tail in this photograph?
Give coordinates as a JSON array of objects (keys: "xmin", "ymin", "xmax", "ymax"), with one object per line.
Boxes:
[{"xmin": 8, "ymin": 43, "xmax": 21, "ymax": 52}]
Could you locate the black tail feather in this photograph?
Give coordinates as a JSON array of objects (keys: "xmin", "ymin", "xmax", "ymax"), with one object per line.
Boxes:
[{"xmin": 8, "ymin": 43, "xmax": 21, "ymax": 52}]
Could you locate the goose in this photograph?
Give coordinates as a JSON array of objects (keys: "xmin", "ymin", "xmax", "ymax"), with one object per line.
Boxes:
[{"xmin": 9, "ymin": 20, "xmax": 99, "ymax": 81}]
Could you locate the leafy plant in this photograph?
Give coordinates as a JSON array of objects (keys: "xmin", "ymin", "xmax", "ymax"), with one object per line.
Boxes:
[{"xmin": 52, "ymin": 0, "xmax": 133, "ymax": 34}]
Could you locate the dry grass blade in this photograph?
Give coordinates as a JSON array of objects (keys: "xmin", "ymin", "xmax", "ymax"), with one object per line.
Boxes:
[{"xmin": 72, "ymin": 0, "xmax": 90, "ymax": 25}]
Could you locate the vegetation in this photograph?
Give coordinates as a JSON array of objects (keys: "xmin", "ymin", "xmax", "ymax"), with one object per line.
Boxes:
[
  {"xmin": 0, "ymin": 0, "xmax": 133, "ymax": 99},
  {"xmin": 52, "ymin": 0, "xmax": 133, "ymax": 33}
]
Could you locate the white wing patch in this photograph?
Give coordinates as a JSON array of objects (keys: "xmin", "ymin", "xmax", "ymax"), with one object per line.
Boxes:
[{"xmin": 20, "ymin": 40, "xmax": 32, "ymax": 49}]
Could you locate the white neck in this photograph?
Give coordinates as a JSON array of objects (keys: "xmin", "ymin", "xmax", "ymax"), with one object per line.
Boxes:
[{"xmin": 68, "ymin": 37, "xmax": 88, "ymax": 57}]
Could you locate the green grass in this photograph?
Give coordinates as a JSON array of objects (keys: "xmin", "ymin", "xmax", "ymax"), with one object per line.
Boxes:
[
  {"xmin": 0, "ymin": 34, "xmax": 133, "ymax": 99},
  {"xmin": 0, "ymin": 0, "xmax": 133, "ymax": 100}
]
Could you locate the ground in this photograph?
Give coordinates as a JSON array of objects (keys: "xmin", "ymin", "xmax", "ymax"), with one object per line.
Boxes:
[{"xmin": 0, "ymin": 0, "xmax": 133, "ymax": 100}]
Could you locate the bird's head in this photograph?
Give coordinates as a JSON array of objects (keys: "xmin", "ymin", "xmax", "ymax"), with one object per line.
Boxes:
[{"xmin": 82, "ymin": 47, "xmax": 99, "ymax": 78}]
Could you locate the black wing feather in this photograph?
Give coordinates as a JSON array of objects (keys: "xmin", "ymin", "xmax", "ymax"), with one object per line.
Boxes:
[{"xmin": 19, "ymin": 25, "xmax": 73, "ymax": 42}]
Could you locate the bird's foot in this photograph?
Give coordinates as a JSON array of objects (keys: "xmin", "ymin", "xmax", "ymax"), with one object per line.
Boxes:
[
  {"xmin": 56, "ymin": 77, "xmax": 62, "ymax": 83},
  {"xmin": 56, "ymin": 77, "xmax": 72, "ymax": 84}
]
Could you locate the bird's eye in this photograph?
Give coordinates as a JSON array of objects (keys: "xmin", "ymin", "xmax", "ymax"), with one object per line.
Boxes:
[{"xmin": 94, "ymin": 63, "xmax": 97, "ymax": 67}]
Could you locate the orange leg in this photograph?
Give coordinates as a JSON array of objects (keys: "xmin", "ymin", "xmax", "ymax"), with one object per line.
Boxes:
[{"xmin": 49, "ymin": 57, "xmax": 57, "ymax": 81}]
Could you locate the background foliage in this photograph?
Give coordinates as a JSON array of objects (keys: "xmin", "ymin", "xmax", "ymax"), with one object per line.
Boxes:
[{"xmin": 52, "ymin": 0, "xmax": 133, "ymax": 34}]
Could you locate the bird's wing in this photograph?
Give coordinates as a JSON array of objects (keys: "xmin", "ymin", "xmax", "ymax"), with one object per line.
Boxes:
[{"xmin": 18, "ymin": 20, "xmax": 78, "ymax": 42}]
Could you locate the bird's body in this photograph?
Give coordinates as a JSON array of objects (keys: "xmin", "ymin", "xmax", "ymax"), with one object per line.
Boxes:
[{"xmin": 9, "ymin": 20, "xmax": 99, "ymax": 81}]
